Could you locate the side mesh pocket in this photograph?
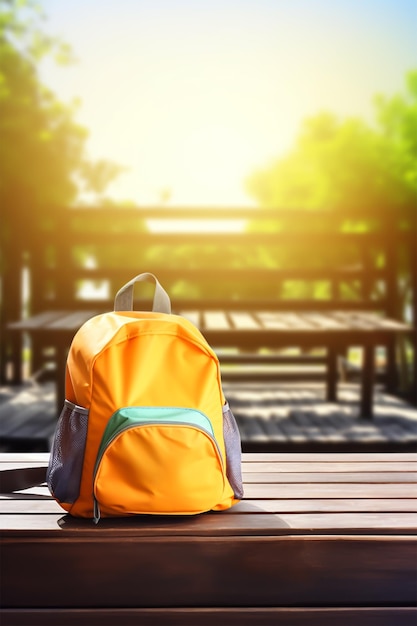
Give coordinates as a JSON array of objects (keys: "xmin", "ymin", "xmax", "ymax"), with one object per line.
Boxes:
[
  {"xmin": 47, "ymin": 400, "xmax": 89, "ymax": 504},
  {"xmin": 223, "ymin": 401, "xmax": 244, "ymax": 499}
]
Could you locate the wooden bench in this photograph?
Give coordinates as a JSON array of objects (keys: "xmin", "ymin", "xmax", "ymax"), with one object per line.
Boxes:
[
  {"xmin": 3, "ymin": 207, "xmax": 415, "ymax": 419},
  {"xmin": 1, "ymin": 451, "xmax": 416, "ymax": 625}
]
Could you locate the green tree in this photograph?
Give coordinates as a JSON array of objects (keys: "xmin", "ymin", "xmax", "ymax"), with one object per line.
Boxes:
[
  {"xmin": 0, "ymin": 0, "xmax": 122, "ymax": 381},
  {"xmin": 245, "ymin": 72, "xmax": 417, "ymax": 387},
  {"xmin": 246, "ymin": 71, "xmax": 417, "ymax": 219},
  {"xmin": 0, "ymin": 0, "xmax": 123, "ymax": 255}
]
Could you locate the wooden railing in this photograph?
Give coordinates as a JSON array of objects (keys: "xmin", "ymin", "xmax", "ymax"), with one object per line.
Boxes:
[{"xmin": 2, "ymin": 206, "xmax": 416, "ymax": 409}]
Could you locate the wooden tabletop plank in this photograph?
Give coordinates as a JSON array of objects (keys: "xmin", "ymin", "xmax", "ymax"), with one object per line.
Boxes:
[
  {"xmin": 7, "ymin": 310, "xmax": 97, "ymax": 331},
  {"xmin": 7, "ymin": 311, "xmax": 70, "ymax": 330},
  {"xmin": 330, "ymin": 311, "xmax": 378, "ymax": 329},
  {"xmin": 350, "ymin": 312, "xmax": 411, "ymax": 331},
  {"xmin": 242, "ymin": 472, "xmax": 417, "ymax": 483},
  {"xmin": 234, "ymin": 499, "xmax": 417, "ymax": 513},
  {"xmin": 2, "ymin": 452, "xmax": 416, "ymax": 463},
  {"xmin": 242, "ymin": 461, "xmax": 417, "ymax": 472},
  {"xmin": 3, "ymin": 497, "xmax": 417, "ymax": 514},
  {"xmin": 5, "ymin": 460, "xmax": 417, "ymax": 473},
  {"xmin": 0, "ymin": 462, "xmax": 50, "ymax": 471},
  {"xmin": 0, "ymin": 499, "xmax": 62, "ymax": 513},
  {"xmin": 229, "ymin": 312, "xmax": 261, "ymax": 330},
  {"xmin": 277, "ymin": 512, "xmax": 417, "ymax": 532},
  {"xmin": 243, "ymin": 482, "xmax": 417, "ymax": 498},
  {"xmin": 46, "ymin": 311, "xmax": 98, "ymax": 330},
  {"xmin": 8, "ymin": 308, "xmax": 411, "ymax": 336},
  {"xmin": 0, "ymin": 453, "xmax": 51, "ymax": 463},
  {"xmin": 203, "ymin": 311, "xmax": 231, "ymax": 330},
  {"xmin": 256, "ymin": 312, "xmax": 293, "ymax": 329},
  {"xmin": 242, "ymin": 452, "xmax": 417, "ymax": 462},
  {"xmin": 20, "ymin": 482, "xmax": 413, "ymax": 502},
  {"xmin": 299, "ymin": 313, "xmax": 347, "ymax": 330},
  {"xmin": 178, "ymin": 311, "xmax": 201, "ymax": 327},
  {"xmin": 2, "ymin": 478, "xmax": 416, "ymax": 500},
  {"xmin": 1, "ymin": 512, "xmax": 416, "ymax": 534}
]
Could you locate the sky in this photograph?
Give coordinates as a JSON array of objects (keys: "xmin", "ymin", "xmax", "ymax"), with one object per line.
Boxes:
[{"xmin": 39, "ymin": 0, "xmax": 417, "ymax": 207}]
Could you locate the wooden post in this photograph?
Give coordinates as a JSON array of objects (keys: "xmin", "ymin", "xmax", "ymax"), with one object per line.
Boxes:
[
  {"xmin": 326, "ymin": 345, "xmax": 338, "ymax": 403},
  {"xmin": 0, "ymin": 243, "xmax": 23, "ymax": 384},
  {"xmin": 409, "ymin": 236, "xmax": 417, "ymax": 405},
  {"xmin": 360, "ymin": 341, "xmax": 375, "ymax": 419}
]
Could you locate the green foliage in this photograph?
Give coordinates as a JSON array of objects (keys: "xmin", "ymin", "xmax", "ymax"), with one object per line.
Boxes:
[
  {"xmin": 246, "ymin": 70, "xmax": 417, "ymax": 220},
  {"xmin": 373, "ymin": 71, "xmax": 417, "ymax": 208},
  {"xmin": 0, "ymin": 0, "xmax": 122, "ymax": 265},
  {"xmin": 245, "ymin": 72, "xmax": 417, "ymax": 328}
]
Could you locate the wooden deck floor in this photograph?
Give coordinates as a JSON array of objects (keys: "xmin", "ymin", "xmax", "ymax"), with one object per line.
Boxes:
[{"xmin": 0, "ymin": 381, "xmax": 416, "ymax": 453}]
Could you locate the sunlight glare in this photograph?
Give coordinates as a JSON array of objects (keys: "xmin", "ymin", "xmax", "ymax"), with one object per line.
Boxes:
[{"xmin": 146, "ymin": 218, "xmax": 247, "ymax": 233}]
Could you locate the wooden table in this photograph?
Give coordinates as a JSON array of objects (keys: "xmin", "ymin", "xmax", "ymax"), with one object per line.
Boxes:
[
  {"xmin": 8, "ymin": 309, "xmax": 412, "ymax": 418},
  {"xmin": 1, "ymin": 452, "xmax": 416, "ymax": 626}
]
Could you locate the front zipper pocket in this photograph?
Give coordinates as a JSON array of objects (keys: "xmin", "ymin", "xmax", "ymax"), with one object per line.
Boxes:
[{"xmin": 93, "ymin": 406, "xmax": 225, "ymax": 520}]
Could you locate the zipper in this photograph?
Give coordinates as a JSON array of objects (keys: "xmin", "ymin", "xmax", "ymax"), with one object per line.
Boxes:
[
  {"xmin": 93, "ymin": 498, "xmax": 100, "ymax": 525},
  {"xmin": 92, "ymin": 407, "xmax": 224, "ymax": 523},
  {"xmin": 94, "ymin": 419, "xmax": 222, "ymax": 475}
]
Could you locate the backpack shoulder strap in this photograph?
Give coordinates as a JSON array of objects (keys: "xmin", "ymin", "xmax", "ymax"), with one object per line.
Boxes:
[{"xmin": 0, "ymin": 466, "xmax": 48, "ymax": 493}]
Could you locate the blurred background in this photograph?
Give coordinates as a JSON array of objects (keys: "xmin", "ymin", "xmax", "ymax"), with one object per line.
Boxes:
[
  {"xmin": 0, "ymin": 0, "xmax": 416, "ymax": 450},
  {"xmin": 1, "ymin": 0, "xmax": 416, "ymax": 209}
]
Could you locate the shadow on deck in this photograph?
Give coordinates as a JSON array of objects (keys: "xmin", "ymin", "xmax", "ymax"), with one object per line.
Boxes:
[{"xmin": 1, "ymin": 380, "xmax": 416, "ymax": 453}]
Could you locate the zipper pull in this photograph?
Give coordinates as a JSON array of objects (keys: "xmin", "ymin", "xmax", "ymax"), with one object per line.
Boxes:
[{"xmin": 93, "ymin": 498, "xmax": 101, "ymax": 525}]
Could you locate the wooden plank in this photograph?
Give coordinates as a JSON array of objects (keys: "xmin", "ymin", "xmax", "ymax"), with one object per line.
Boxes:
[
  {"xmin": 241, "ymin": 452, "xmax": 417, "ymax": 462},
  {"xmin": 178, "ymin": 311, "xmax": 201, "ymax": 327},
  {"xmin": 1, "ymin": 452, "xmax": 417, "ymax": 464},
  {"xmin": 253, "ymin": 312, "xmax": 307, "ymax": 330},
  {"xmin": 352, "ymin": 312, "xmax": 411, "ymax": 331},
  {"xmin": 331, "ymin": 311, "xmax": 380, "ymax": 330},
  {"xmin": 229, "ymin": 312, "xmax": 261, "ymax": 330},
  {"xmin": 1, "ymin": 607, "xmax": 416, "ymax": 626},
  {"xmin": 8, "ymin": 310, "xmax": 97, "ymax": 332},
  {"xmin": 300, "ymin": 313, "xmax": 347, "ymax": 329},
  {"xmin": 0, "ymin": 499, "xmax": 62, "ymax": 513},
  {"xmin": 4, "ymin": 460, "xmax": 416, "ymax": 474},
  {"xmin": 47, "ymin": 311, "xmax": 97, "ymax": 330},
  {"xmin": 2, "ymin": 536, "xmax": 416, "ymax": 607},
  {"xmin": 256, "ymin": 312, "xmax": 301, "ymax": 329},
  {"xmin": 0, "ymin": 462, "xmax": 50, "ymax": 471},
  {"xmin": 203, "ymin": 311, "xmax": 231, "ymax": 330},
  {"xmin": 242, "ymin": 461, "xmax": 417, "ymax": 472},
  {"xmin": 1, "ymin": 506, "xmax": 417, "ymax": 534},
  {"xmin": 2, "ymin": 511, "xmax": 417, "ymax": 534},
  {"xmin": 3, "ymin": 498, "xmax": 417, "ymax": 514},
  {"xmin": 242, "ymin": 472, "xmax": 417, "ymax": 483},
  {"xmin": 234, "ymin": 499, "xmax": 417, "ymax": 513},
  {"xmin": 277, "ymin": 513, "xmax": 417, "ymax": 532},
  {"xmin": 0, "ymin": 453, "xmax": 51, "ymax": 463},
  {"xmin": 6, "ymin": 483, "xmax": 416, "ymax": 501},
  {"xmin": 7, "ymin": 311, "xmax": 68, "ymax": 330},
  {"xmin": 243, "ymin": 483, "xmax": 417, "ymax": 498}
]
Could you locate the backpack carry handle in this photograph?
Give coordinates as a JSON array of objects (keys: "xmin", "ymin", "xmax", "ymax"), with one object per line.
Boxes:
[{"xmin": 114, "ymin": 272, "xmax": 171, "ymax": 314}]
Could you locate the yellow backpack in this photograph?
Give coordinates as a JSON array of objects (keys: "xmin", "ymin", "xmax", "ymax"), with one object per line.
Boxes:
[{"xmin": 47, "ymin": 273, "xmax": 243, "ymax": 522}]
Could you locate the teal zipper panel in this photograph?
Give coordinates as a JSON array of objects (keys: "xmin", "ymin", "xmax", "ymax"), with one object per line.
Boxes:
[
  {"xmin": 94, "ymin": 406, "xmax": 219, "ymax": 476},
  {"xmin": 93, "ymin": 406, "xmax": 222, "ymax": 523}
]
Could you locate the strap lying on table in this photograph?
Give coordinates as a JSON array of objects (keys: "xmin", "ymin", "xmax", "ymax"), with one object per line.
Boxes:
[{"xmin": 0, "ymin": 467, "xmax": 48, "ymax": 493}]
